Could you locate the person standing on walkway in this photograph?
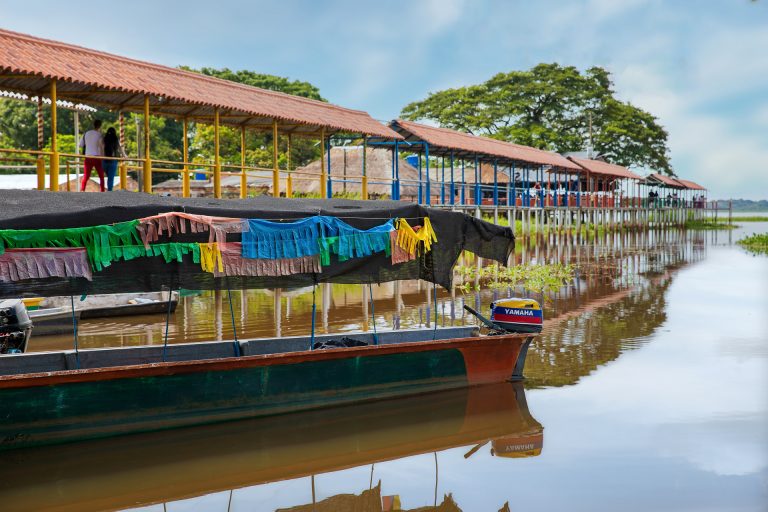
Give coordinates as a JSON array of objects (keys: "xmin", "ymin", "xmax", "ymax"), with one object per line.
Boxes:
[
  {"xmin": 103, "ymin": 127, "xmax": 126, "ymax": 191},
  {"xmin": 79, "ymin": 119, "xmax": 105, "ymax": 192}
]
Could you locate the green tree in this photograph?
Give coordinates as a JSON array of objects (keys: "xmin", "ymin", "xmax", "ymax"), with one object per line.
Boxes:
[
  {"xmin": 401, "ymin": 64, "xmax": 673, "ymax": 174},
  {"xmin": 182, "ymin": 67, "xmax": 326, "ymax": 170}
]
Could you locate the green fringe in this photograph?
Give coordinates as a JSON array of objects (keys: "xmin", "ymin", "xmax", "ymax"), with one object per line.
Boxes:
[{"xmin": 0, "ymin": 221, "xmax": 201, "ymax": 271}]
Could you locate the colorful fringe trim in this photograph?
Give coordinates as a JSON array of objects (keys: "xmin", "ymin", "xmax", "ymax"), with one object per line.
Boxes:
[
  {"xmin": 394, "ymin": 218, "xmax": 437, "ymax": 257},
  {"xmin": 0, "ymin": 248, "xmax": 92, "ymax": 282},
  {"xmin": 0, "ymin": 220, "xmax": 142, "ymax": 271},
  {"xmin": 137, "ymin": 212, "xmax": 246, "ymax": 247},
  {"xmin": 242, "ymin": 217, "xmax": 326, "ymax": 259},
  {"xmin": 214, "ymin": 243, "xmax": 320, "ymax": 277}
]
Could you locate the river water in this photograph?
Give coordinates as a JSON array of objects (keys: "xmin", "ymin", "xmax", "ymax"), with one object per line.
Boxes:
[{"xmin": 3, "ymin": 220, "xmax": 767, "ymax": 511}]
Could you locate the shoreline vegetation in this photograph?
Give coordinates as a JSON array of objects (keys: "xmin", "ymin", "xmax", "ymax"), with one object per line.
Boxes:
[{"xmin": 737, "ymin": 234, "xmax": 768, "ymax": 256}]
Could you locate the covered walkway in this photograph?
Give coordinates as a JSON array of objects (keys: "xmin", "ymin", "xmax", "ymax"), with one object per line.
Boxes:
[{"xmin": 0, "ymin": 28, "xmax": 400, "ymax": 197}]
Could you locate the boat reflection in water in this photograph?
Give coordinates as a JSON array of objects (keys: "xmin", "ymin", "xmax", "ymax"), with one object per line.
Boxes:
[{"xmin": 0, "ymin": 381, "xmax": 542, "ymax": 512}]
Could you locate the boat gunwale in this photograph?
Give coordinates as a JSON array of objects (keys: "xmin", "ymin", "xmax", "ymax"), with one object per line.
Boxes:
[{"xmin": 0, "ymin": 333, "xmax": 533, "ymax": 389}]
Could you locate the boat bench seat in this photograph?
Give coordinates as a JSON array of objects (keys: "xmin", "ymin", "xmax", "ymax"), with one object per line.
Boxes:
[{"xmin": 0, "ymin": 326, "xmax": 480, "ymax": 375}]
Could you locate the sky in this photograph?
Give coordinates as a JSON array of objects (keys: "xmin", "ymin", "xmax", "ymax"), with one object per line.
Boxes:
[{"xmin": 1, "ymin": 0, "xmax": 766, "ymax": 199}]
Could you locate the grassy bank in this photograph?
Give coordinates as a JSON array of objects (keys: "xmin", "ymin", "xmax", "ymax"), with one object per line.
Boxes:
[
  {"xmin": 737, "ymin": 233, "xmax": 768, "ymax": 255},
  {"xmin": 454, "ymin": 262, "xmax": 574, "ymax": 293}
]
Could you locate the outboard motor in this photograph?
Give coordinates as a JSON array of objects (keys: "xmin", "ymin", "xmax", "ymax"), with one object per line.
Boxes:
[
  {"xmin": 490, "ymin": 298, "xmax": 543, "ymax": 334},
  {"xmin": 0, "ymin": 299, "xmax": 33, "ymax": 354}
]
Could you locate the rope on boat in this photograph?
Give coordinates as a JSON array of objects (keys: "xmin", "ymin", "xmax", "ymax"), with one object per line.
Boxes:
[
  {"xmin": 369, "ymin": 282, "xmax": 378, "ymax": 345},
  {"xmin": 162, "ymin": 284, "xmax": 174, "ymax": 362},
  {"xmin": 226, "ymin": 280, "xmax": 241, "ymax": 357}
]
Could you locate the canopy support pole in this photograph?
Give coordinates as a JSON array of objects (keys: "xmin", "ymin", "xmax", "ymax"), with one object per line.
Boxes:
[
  {"xmin": 361, "ymin": 135, "xmax": 368, "ymax": 199},
  {"xmin": 49, "ymin": 79, "xmax": 59, "ymax": 192},
  {"xmin": 286, "ymin": 133, "xmax": 293, "ymax": 198},
  {"xmin": 227, "ymin": 282, "xmax": 241, "ymax": 357},
  {"xmin": 320, "ymin": 128, "xmax": 327, "ymax": 199},
  {"xmin": 240, "ymin": 125, "xmax": 247, "ymax": 199},
  {"xmin": 450, "ymin": 150, "xmax": 455, "ymax": 205},
  {"xmin": 272, "ymin": 119, "xmax": 279, "ymax": 197},
  {"xmin": 425, "ymin": 143, "xmax": 431, "ymax": 206},
  {"xmin": 162, "ymin": 284, "xmax": 174, "ymax": 362},
  {"xmin": 309, "ymin": 284, "xmax": 317, "ymax": 350},
  {"xmin": 214, "ymin": 108, "xmax": 221, "ymax": 199},
  {"xmin": 36, "ymin": 96, "xmax": 45, "ymax": 190},
  {"xmin": 368, "ymin": 283, "xmax": 378, "ymax": 345},
  {"xmin": 143, "ymin": 94, "xmax": 151, "ymax": 193},
  {"xmin": 182, "ymin": 118, "xmax": 190, "ymax": 198},
  {"xmin": 70, "ymin": 293, "xmax": 80, "ymax": 369}
]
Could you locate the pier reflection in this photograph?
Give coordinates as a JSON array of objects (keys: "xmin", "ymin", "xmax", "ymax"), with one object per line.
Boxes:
[
  {"xmin": 30, "ymin": 227, "xmax": 709, "ymax": 360},
  {"xmin": 0, "ymin": 382, "xmax": 541, "ymax": 512}
]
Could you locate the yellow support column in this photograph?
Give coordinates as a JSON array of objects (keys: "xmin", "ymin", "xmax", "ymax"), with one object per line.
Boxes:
[
  {"xmin": 240, "ymin": 125, "xmax": 247, "ymax": 199},
  {"xmin": 119, "ymin": 163, "xmax": 127, "ymax": 190},
  {"xmin": 143, "ymin": 95, "xmax": 152, "ymax": 193},
  {"xmin": 182, "ymin": 118, "xmax": 190, "ymax": 198},
  {"xmin": 272, "ymin": 120, "xmax": 280, "ymax": 197},
  {"xmin": 214, "ymin": 108, "xmax": 222, "ymax": 199},
  {"xmin": 361, "ymin": 135, "xmax": 368, "ymax": 200},
  {"xmin": 320, "ymin": 128, "xmax": 327, "ymax": 199},
  {"xmin": 36, "ymin": 157, "xmax": 46, "ymax": 191},
  {"xmin": 49, "ymin": 80, "xmax": 59, "ymax": 191},
  {"xmin": 286, "ymin": 133, "xmax": 293, "ymax": 198}
]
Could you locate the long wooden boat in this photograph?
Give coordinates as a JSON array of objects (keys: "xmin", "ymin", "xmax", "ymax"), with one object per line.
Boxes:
[
  {"xmin": 0, "ymin": 381, "xmax": 542, "ymax": 512},
  {"xmin": 0, "ymin": 326, "xmax": 534, "ymax": 450}
]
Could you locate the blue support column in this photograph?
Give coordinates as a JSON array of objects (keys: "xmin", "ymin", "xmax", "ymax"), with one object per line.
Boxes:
[
  {"xmin": 391, "ymin": 141, "xmax": 396, "ymax": 200},
  {"xmin": 539, "ymin": 166, "xmax": 545, "ymax": 206},
  {"xmin": 493, "ymin": 159, "xmax": 499, "ymax": 206},
  {"xmin": 425, "ymin": 143, "xmax": 431, "ymax": 206},
  {"xmin": 394, "ymin": 140, "xmax": 400, "ymax": 200},
  {"xmin": 553, "ymin": 168, "xmax": 558, "ymax": 207},
  {"xmin": 440, "ymin": 156, "xmax": 446, "ymax": 204},
  {"xmin": 326, "ymin": 137, "xmax": 333, "ymax": 198},
  {"xmin": 577, "ymin": 171, "xmax": 582, "ymax": 207},
  {"xmin": 512, "ymin": 163, "xmax": 517, "ymax": 206},
  {"xmin": 449, "ymin": 150, "xmax": 455, "ymax": 205},
  {"xmin": 460, "ymin": 158, "xmax": 465, "ymax": 205},
  {"xmin": 417, "ymin": 150, "xmax": 423, "ymax": 204},
  {"xmin": 525, "ymin": 166, "xmax": 530, "ymax": 207},
  {"xmin": 474, "ymin": 155, "xmax": 480, "ymax": 205}
]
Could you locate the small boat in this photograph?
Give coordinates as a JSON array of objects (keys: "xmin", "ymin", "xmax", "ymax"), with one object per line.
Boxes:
[
  {"xmin": 0, "ymin": 193, "xmax": 525, "ymax": 451},
  {"xmin": 26, "ymin": 307, "xmax": 80, "ymax": 336},
  {"xmin": 41, "ymin": 292, "xmax": 178, "ymax": 320}
]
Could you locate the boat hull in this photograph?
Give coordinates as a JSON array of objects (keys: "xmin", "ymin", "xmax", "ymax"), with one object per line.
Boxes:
[{"xmin": 0, "ymin": 333, "xmax": 531, "ymax": 450}]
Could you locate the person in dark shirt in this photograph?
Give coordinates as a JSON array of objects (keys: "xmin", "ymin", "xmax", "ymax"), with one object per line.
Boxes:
[{"xmin": 102, "ymin": 127, "xmax": 126, "ymax": 191}]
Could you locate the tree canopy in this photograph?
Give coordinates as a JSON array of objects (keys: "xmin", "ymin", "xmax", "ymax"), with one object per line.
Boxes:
[{"xmin": 401, "ymin": 64, "xmax": 673, "ymax": 175}]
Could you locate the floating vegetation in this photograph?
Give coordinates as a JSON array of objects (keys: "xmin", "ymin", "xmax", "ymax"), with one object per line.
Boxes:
[
  {"xmin": 737, "ymin": 233, "xmax": 768, "ymax": 256},
  {"xmin": 732, "ymin": 216, "xmax": 768, "ymax": 222},
  {"xmin": 684, "ymin": 219, "xmax": 737, "ymax": 230},
  {"xmin": 454, "ymin": 263, "xmax": 574, "ymax": 293}
]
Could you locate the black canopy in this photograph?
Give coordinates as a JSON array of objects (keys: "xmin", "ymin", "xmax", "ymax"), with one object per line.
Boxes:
[{"xmin": 0, "ymin": 190, "xmax": 513, "ymax": 297}]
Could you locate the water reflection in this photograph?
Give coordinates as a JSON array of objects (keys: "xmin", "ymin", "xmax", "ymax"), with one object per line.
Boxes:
[
  {"xmin": 31, "ymin": 228, "xmax": 710, "ymax": 360},
  {"xmin": 0, "ymin": 382, "xmax": 541, "ymax": 512}
]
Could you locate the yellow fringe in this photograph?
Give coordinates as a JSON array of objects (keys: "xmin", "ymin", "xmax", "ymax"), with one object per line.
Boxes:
[
  {"xmin": 395, "ymin": 217, "xmax": 437, "ymax": 256},
  {"xmin": 199, "ymin": 242, "xmax": 224, "ymax": 273}
]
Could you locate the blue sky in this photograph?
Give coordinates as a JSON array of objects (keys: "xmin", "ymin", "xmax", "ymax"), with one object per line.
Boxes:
[{"xmin": 1, "ymin": 0, "xmax": 766, "ymax": 199}]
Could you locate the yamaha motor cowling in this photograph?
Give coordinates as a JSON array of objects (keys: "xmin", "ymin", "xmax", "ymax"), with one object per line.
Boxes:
[
  {"xmin": 490, "ymin": 298, "xmax": 543, "ymax": 334},
  {"xmin": 0, "ymin": 299, "xmax": 33, "ymax": 354}
]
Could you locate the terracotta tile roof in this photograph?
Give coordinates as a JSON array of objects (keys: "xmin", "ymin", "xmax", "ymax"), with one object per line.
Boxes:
[
  {"xmin": 647, "ymin": 173, "xmax": 685, "ymax": 188},
  {"xmin": 673, "ymin": 178, "xmax": 706, "ymax": 190},
  {"xmin": 567, "ymin": 156, "xmax": 642, "ymax": 180},
  {"xmin": 0, "ymin": 28, "xmax": 400, "ymax": 139},
  {"xmin": 391, "ymin": 119, "xmax": 580, "ymax": 170}
]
